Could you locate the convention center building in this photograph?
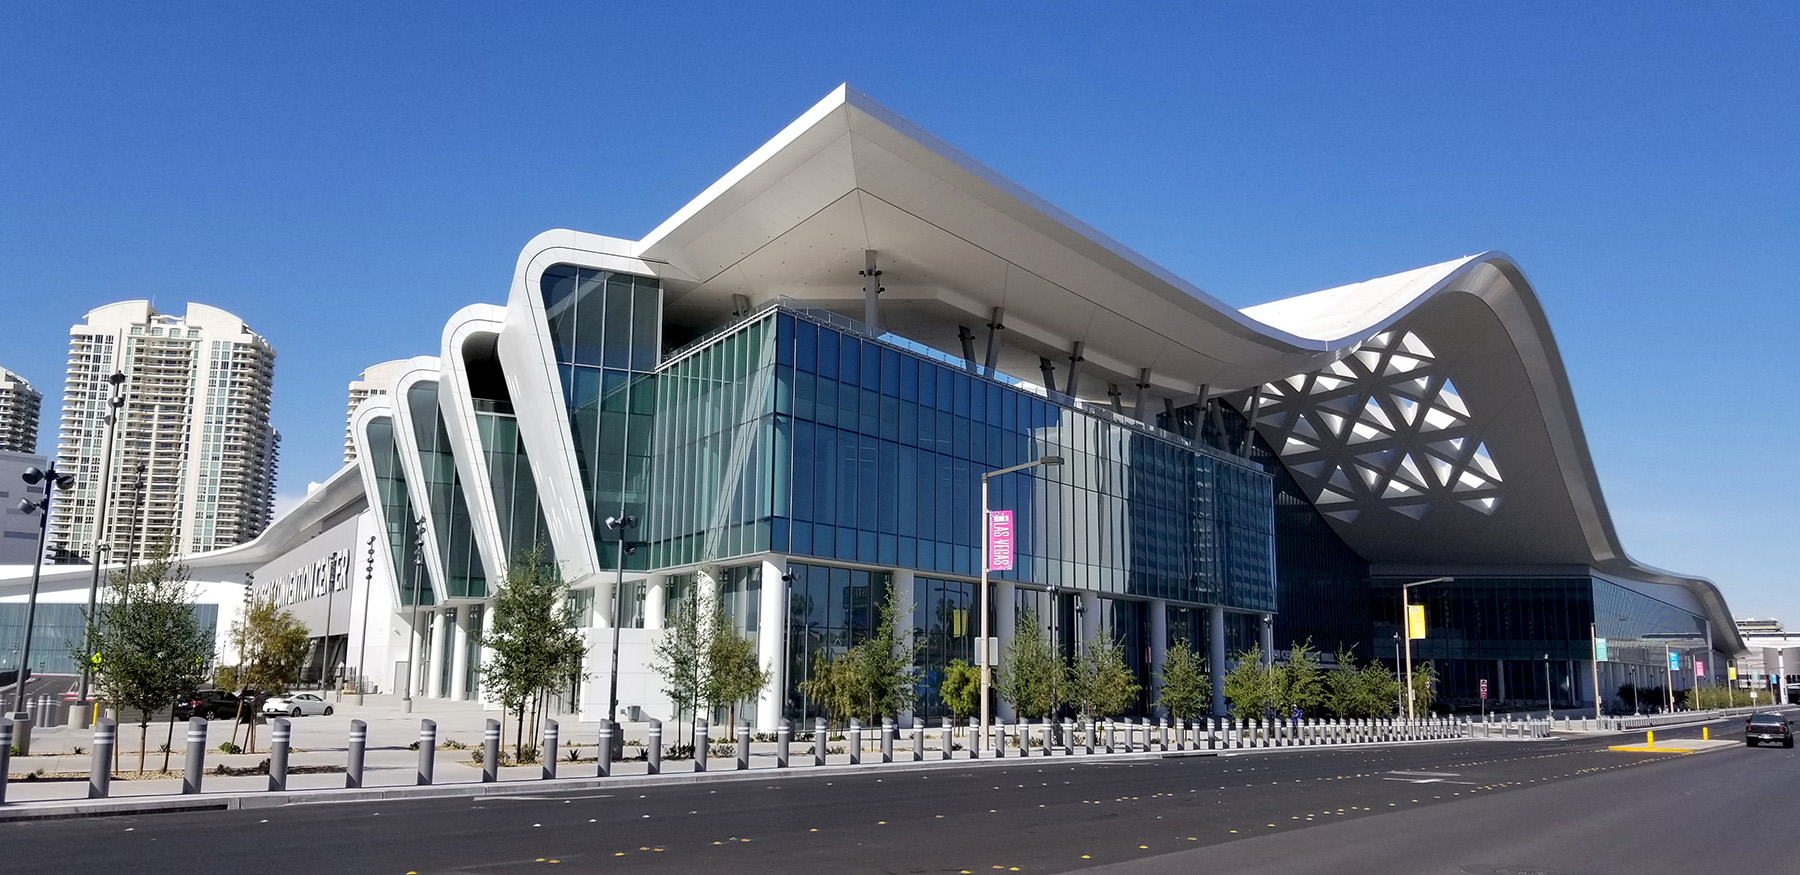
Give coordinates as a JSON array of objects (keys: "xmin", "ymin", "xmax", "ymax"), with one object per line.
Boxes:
[{"xmin": 1, "ymin": 86, "xmax": 1742, "ymax": 725}]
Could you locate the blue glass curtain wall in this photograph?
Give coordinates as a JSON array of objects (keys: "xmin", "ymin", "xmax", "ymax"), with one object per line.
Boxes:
[
  {"xmin": 1371, "ymin": 576, "xmax": 1709, "ymax": 706},
  {"xmin": 783, "ymin": 562, "xmax": 889, "ymax": 722},
  {"xmin": 539, "ymin": 264, "xmax": 660, "ymax": 570},
  {"xmin": 766, "ymin": 311, "xmax": 1276, "ymax": 611},
  {"xmin": 365, "ymin": 415, "xmax": 434, "ymax": 606},
  {"xmin": 407, "ymin": 383, "xmax": 489, "ymax": 599},
  {"xmin": 0, "ymin": 603, "xmax": 219, "ymax": 675}
]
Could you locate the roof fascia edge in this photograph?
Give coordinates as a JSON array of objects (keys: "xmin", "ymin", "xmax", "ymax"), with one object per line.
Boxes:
[{"xmin": 637, "ymin": 85, "xmax": 854, "ymax": 254}]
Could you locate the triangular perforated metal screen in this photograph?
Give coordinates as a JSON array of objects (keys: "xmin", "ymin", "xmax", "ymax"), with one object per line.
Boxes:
[{"xmin": 1254, "ymin": 330, "xmax": 1504, "ymax": 521}]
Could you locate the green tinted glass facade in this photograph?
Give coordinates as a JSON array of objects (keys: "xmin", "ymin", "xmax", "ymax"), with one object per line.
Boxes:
[
  {"xmin": 539, "ymin": 264, "xmax": 660, "ymax": 570},
  {"xmin": 407, "ymin": 382, "xmax": 488, "ymax": 599},
  {"xmin": 365, "ymin": 414, "xmax": 433, "ymax": 606},
  {"xmin": 472, "ymin": 400, "xmax": 554, "ymax": 568}
]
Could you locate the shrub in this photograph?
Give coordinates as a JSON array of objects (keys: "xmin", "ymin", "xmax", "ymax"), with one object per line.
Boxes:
[{"xmin": 217, "ymin": 741, "xmax": 243, "ymax": 755}]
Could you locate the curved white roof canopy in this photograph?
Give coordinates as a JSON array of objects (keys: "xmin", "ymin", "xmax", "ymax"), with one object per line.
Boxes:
[{"xmin": 511, "ymin": 84, "xmax": 1739, "ymax": 652}]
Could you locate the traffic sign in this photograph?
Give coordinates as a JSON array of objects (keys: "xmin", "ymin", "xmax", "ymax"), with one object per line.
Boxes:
[
  {"xmin": 90, "ymin": 652, "xmax": 102, "ymax": 667},
  {"xmin": 1479, "ymin": 679, "xmax": 1488, "ymax": 699}
]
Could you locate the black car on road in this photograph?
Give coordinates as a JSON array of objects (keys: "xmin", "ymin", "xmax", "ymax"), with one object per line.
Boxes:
[
  {"xmin": 173, "ymin": 690, "xmax": 244, "ymax": 721},
  {"xmin": 1745, "ymin": 712, "xmax": 1793, "ymax": 748}
]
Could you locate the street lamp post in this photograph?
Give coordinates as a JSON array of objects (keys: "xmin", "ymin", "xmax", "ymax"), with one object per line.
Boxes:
[
  {"xmin": 356, "ymin": 536, "xmax": 375, "ymax": 705},
  {"xmin": 321, "ymin": 543, "xmax": 342, "ymax": 699},
  {"xmin": 402, "ymin": 517, "xmax": 426, "ymax": 713},
  {"xmin": 1398, "ymin": 576, "xmax": 1452, "ymax": 722},
  {"xmin": 1543, "ymin": 654, "xmax": 1553, "ymax": 718},
  {"xmin": 11, "ymin": 463, "xmax": 76, "ymax": 717},
  {"xmin": 78, "ymin": 371, "xmax": 127, "ymax": 713},
  {"xmin": 604, "ymin": 514, "xmax": 637, "ymax": 754},
  {"xmin": 978, "ymin": 455, "xmax": 1062, "ymax": 749}
]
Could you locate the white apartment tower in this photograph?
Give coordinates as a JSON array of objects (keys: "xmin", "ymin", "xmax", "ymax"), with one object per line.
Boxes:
[
  {"xmin": 52, "ymin": 302, "xmax": 279, "ymax": 560},
  {"xmin": 342, "ymin": 360, "xmax": 408, "ymax": 462},
  {"xmin": 0, "ymin": 367, "xmax": 42, "ymax": 454}
]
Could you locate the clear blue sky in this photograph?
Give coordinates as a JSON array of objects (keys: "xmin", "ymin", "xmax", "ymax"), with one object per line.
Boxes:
[{"xmin": 3, "ymin": 3, "xmax": 1793, "ymax": 619}]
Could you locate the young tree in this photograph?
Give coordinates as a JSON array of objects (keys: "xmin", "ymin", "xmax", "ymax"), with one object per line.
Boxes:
[
  {"xmin": 1157, "ymin": 640, "xmax": 1210, "ymax": 721},
  {"xmin": 229, "ymin": 595, "xmax": 311, "ymax": 752},
  {"xmin": 1325, "ymin": 647, "xmax": 1394, "ymax": 718},
  {"xmin": 798, "ymin": 650, "xmax": 858, "ymax": 729},
  {"xmin": 846, "ymin": 589, "xmax": 920, "ymax": 721},
  {"xmin": 996, "ymin": 608, "xmax": 1058, "ymax": 719},
  {"xmin": 1270, "ymin": 640, "xmax": 1325, "ymax": 718},
  {"xmin": 940, "ymin": 659, "xmax": 980, "ymax": 727},
  {"xmin": 797, "ymin": 590, "xmax": 919, "ymax": 725},
  {"xmin": 652, "ymin": 599, "xmax": 706, "ymax": 748},
  {"xmin": 704, "ymin": 607, "xmax": 770, "ymax": 729},
  {"xmin": 1409, "ymin": 661, "xmax": 1439, "ymax": 717},
  {"xmin": 85, "ymin": 551, "xmax": 214, "ymax": 774},
  {"xmin": 480, "ymin": 549, "xmax": 587, "ymax": 760},
  {"xmin": 1067, "ymin": 634, "xmax": 1139, "ymax": 719},
  {"xmin": 1222, "ymin": 645, "xmax": 1276, "ymax": 718}
]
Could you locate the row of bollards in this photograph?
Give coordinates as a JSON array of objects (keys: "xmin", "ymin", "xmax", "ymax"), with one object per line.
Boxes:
[{"xmin": 0, "ymin": 711, "xmax": 1487, "ymax": 806}]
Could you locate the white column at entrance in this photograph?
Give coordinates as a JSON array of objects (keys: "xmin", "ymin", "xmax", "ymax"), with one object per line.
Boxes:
[
  {"xmin": 697, "ymin": 565, "xmax": 722, "ymax": 614},
  {"xmin": 891, "ymin": 569, "xmax": 917, "ymax": 723},
  {"xmin": 1209, "ymin": 606, "xmax": 1227, "ymax": 717},
  {"xmin": 449, "ymin": 607, "xmax": 470, "ymax": 701},
  {"xmin": 645, "ymin": 574, "xmax": 668, "ymax": 630},
  {"xmin": 593, "ymin": 580, "xmax": 615, "ymax": 629},
  {"xmin": 995, "ymin": 579, "xmax": 1017, "ymax": 721},
  {"xmin": 1149, "ymin": 599, "xmax": 1168, "ymax": 716},
  {"xmin": 427, "ymin": 609, "xmax": 450, "ymax": 699},
  {"xmin": 756, "ymin": 557, "xmax": 790, "ymax": 732},
  {"xmin": 476, "ymin": 602, "xmax": 495, "ymax": 703}
]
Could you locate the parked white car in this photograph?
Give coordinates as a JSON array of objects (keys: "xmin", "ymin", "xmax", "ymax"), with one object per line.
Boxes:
[{"xmin": 261, "ymin": 692, "xmax": 334, "ymax": 717}]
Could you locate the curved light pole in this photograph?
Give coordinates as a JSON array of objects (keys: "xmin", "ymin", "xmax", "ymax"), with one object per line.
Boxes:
[
  {"xmin": 77, "ymin": 371, "xmax": 127, "ymax": 712},
  {"xmin": 978, "ymin": 454, "xmax": 1062, "ymax": 749},
  {"xmin": 11, "ymin": 462, "xmax": 77, "ymax": 716},
  {"xmin": 1399, "ymin": 576, "xmax": 1452, "ymax": 722}
]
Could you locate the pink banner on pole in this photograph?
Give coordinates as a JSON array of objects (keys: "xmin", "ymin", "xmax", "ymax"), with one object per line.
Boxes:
[{"xmin": 987, "ymin": 510, "xmax": 1014, "ymax": 571}]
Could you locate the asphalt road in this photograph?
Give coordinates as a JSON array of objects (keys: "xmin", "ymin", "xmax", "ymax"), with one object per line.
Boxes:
[{"xmin": 4, "ymin": 714, "xmax": 1789, "ymax": 875}]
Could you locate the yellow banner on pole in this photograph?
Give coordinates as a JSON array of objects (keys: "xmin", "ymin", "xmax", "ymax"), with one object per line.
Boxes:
[
  {"xmin": 1728, "ymin": 665, "xmax": 1738, "ymax": 681},
  {"xmin": 1407, "ymin": 604, "xmax": 1427, "ymax": 640}
]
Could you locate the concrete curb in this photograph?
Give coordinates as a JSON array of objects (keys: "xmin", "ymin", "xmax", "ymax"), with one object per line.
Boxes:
[{"xmin": 0, "ymin": 732, "xmax": 1495, "ymax": 821}]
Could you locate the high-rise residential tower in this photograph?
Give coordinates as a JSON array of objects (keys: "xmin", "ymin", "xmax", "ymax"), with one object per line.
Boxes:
[
  {"xmin": 343, "ymin": 360, "xmax": 408, "ymax": 463},
  {"xmin": 51, "ymin": 302, "xmax": 279, "ymax": 560},
  {"xmin": 0, "ymin": 367, "xmax": 42, "ymax": 454}
]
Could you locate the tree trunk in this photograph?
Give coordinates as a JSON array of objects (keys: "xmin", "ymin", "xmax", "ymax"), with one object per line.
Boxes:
[
  {"xmin": 160, "ymin": 706, "xmax": 177, "ymax": 773},
  {"xmin": 514, "ymin": 703, "xmax": 524, "ymax": 761},
  {"xmin": 137, "ymin": 720, "xmax": 149, "ymax": 775}
]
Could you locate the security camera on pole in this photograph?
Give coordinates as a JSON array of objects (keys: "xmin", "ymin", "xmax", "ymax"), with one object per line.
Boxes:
[
  {"xmin": 77, "ymin": 371, "xmax": 127, "ymax": 723},
  {"xmin": 604, "ymin": 513, "xmax": 636, "ymax": 764},
  {"xmin": 10, "ymin": 462, "xmax": 78, "ymax": 754}
]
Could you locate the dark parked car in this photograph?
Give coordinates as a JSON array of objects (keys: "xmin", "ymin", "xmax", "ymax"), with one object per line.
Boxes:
[
  {"xmin": 1745, "ymin": 712, "xmax": 1793, "ymax": 748},
  {"xmin": 173, "ymin": 690, "xmax": 243, "ymax": 721}
]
